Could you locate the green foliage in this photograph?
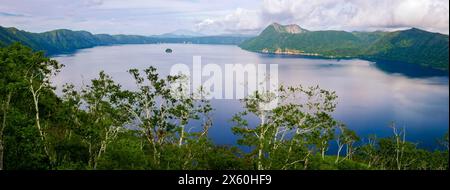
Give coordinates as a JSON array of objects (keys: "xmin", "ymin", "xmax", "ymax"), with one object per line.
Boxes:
[
  {"xmin": 364, "ymin": 28, "xmax": 449, "ymax": 70},
  {"xmin": 4, "ymin": 124, "xmax": 50, "ymax": 170},
  {"xmin": 0, "ymin": 43, "xmax": 448, "ymax": 170},
  {"xmin": 96, "ymin": 131, "xmax": 148, "ymax": 170},
  {"xmin": 355, "ymin": 134, "xmax": 449, "ymax": 170},
  {"xmin": 0, "ymin": 43, "xmax": 60, "ymax": 169}
]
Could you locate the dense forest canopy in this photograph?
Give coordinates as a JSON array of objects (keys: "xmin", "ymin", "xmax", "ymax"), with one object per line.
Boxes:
[{"xmin": 0, "ymin": 43, "xmax": 448, "ymax": 170}]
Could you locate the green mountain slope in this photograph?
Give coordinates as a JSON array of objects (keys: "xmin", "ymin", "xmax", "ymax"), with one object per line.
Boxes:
[
  {"xmin": 0, "ymin": 26, "xmax": 135, "ymax": 54},
  {"xmin": 240, "ymin": 23, "xmax": 449, "ymax": 70},
  {"xmin": 0, "ymin": 26, "xmax": 251, "ymax": 55},
  {"xmin": 363, "ymin": 28, "xmax": 449, "ymax": 69}
]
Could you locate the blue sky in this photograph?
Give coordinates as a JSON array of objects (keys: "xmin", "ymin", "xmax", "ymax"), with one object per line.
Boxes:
[{"xmin": 0, "ymin": 0, "xmax": 448, "ymax": 35}]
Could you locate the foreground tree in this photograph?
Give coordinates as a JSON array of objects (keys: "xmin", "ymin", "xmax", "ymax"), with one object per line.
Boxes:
[
  {"xmin": 355, "ymin": 126, "xmax": 449, "ymax": 170},
  {"xmin": 1, "ymin": 43, "xmax": 62, "ymax": 169},
  {"xmin": 63, "ymin": 71, "xmax": 130, "ymax": 169},
  {"xmin": 232, "ymin": 85, "xmax": 342, "ymax": 170},
  {"xmin": 0, "ymin": 44, "xmax": 27, "ymax": 169},
  {"xmin": 119, "ymin": 67, "xmax": 212, "ymax": 168},
  {"xmin": 335, "ymin": 125, "xmax": 359, "ymax": 163},
  {"xmin": 25, "ymin": 50, "xmax": 62, "ymax": 164}
]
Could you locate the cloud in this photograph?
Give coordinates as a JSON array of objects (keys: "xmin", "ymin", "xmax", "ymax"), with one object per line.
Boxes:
[
  {"xmin": 196, "ymin": 8, "xmax": 262, "ymax": 34},
  {"xmin": 0, "ymin": 11, "xmax": 27, "ymax": 17},
  {"xmin": 1, "ymin": 0, "xmax": 448, "ymax": 35},
  {"xmin": 0, "ymin": 0, "xmax": 260, "ymax": 35},
  {"xmin": 261, "ymin": 0, "xmax": 449, "ymax": 33},
  {"xmin": 196, "ymin": 0, "xmax": 449, "ymax": 34}
]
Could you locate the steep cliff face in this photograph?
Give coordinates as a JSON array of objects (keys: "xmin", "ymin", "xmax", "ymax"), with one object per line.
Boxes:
[{"xmin": 271, "ymin": 23, "xmax": 309, "ymax": 34}]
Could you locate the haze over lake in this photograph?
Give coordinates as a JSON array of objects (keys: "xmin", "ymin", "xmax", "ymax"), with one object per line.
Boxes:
[{"xmin": 52, "ymin": 44, "xmax": 449, "ymax": 150}]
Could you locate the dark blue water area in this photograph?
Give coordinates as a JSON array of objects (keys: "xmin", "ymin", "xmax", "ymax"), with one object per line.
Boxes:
[
  {"xmin": 52, "ymin": 44, "xmax": 449, "ymax": 152},
  {"xmin": 373, "ymin": 60, "xmax": 448, "ymax": 78}
]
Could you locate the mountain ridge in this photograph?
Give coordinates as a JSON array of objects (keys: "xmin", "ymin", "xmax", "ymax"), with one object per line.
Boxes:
[
  {"xmin": 158, "ymin": 29, "xmax": 205, "ymax": 38},
  {"xmin": 240, "ymin": 23, "xmax": 449, "ymax": 70},
  {"xmin": 0, "ymin": 26, "xmax": 252, "ymax": 55}
]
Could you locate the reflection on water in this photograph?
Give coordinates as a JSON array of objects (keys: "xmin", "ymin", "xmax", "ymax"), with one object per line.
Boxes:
[
  {"xmin": 374, "ymin": 60, "xmax": 449, "ymax": 78},
  {"xmin": 52, "ymin": 44, "xmax": 449, "ymax": 150}
]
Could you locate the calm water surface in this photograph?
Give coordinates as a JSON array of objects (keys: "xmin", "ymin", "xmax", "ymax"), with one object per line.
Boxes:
[{"xmin": 52, "ymin": 44, "xmax": 449, "ymax": 150}]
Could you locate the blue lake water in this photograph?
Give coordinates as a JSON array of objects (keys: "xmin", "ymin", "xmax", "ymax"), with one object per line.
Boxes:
[{"xmin": 52, "ymin": 44, "xmax": 449, "ymax": 150}]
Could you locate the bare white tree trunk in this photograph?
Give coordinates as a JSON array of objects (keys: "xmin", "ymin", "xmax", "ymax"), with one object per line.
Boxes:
[
  {"xmin": 392, "ymin": 126, "xmax": 405, "ymax": 170},
  {"xmin": 257, "ymin": 112, "xmax": 266, "ymax": 170},
  {"xmin": 94, "ymin": 126, "xmax": 120, "ymax": 169},
  {"xmin": 0, "ymin": 92, "xmax": 12, "ymax": 170},
  {"xmin": 335, "ymin": 140, "xmax": 344, "ymax": 163},
  {"xmin": 178, "ymin": 124, "xmax": 185, "ymax": 146},
  {"xmin": 321, "ymin": 139, "xmax": 328, "ymax": 160},
  {"xmin": 321, "ymin": 147, "xmax": 326, "ymax": 160},
  {"xmin": 29, "ymin": 80, "xmax": 51, "ymax": 161},
  {"xmin": 32, "ymin": 89, "xmax": 44, "ymax": 140}
]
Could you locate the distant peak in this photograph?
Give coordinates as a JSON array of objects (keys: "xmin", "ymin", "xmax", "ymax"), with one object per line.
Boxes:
[
  {"xmin": 271, "ymin": 22, "xmax": 282, "ymax": 27},
  {"xmin": 405, "ymin": 27, "xmax": 427, "ymax": 33},
  {"xmin": 161, "ymin": 29, "xmax": 204, "ymax": 37},
  {"xmin": 49, "ymin": 29, "xmax": 75, "ymax": 33},
  {"xmin": 409, "ymin": 27, "xmax": 421, "ymax": 31},
  {"xmin": 269, "ymin": 23, "xmax": 308, "ymax": 34},
  {"xmin": 3, "ymin": 26, "xmax": 19, "ymax": 31}
]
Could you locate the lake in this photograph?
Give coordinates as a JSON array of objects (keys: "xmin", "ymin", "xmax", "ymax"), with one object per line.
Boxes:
[{"xmin": 52, "ymin": 44, "xmax": 449, "ymax": 150}]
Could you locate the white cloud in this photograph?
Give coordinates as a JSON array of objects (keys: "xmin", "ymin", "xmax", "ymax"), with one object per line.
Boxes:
[
  {"xmin": 196, "ymin": 8, "xmax": 262, "ymax": 34},
  {"xmin": 1, "ymin": 0, "xmax": 448, "ymax": 35},
  {"xmin": 196, "ymin": 0, "xmax": 449, "ymax": 34}
]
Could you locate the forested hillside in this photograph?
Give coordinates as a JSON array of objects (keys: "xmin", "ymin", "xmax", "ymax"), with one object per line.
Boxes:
[
  {"xmin": 0, "ymin": 26, "xmax": 250, "ymax": 55},
  {"xmin": 240, "ymin": 23, "xmax": 449, "ymax": 70}
]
